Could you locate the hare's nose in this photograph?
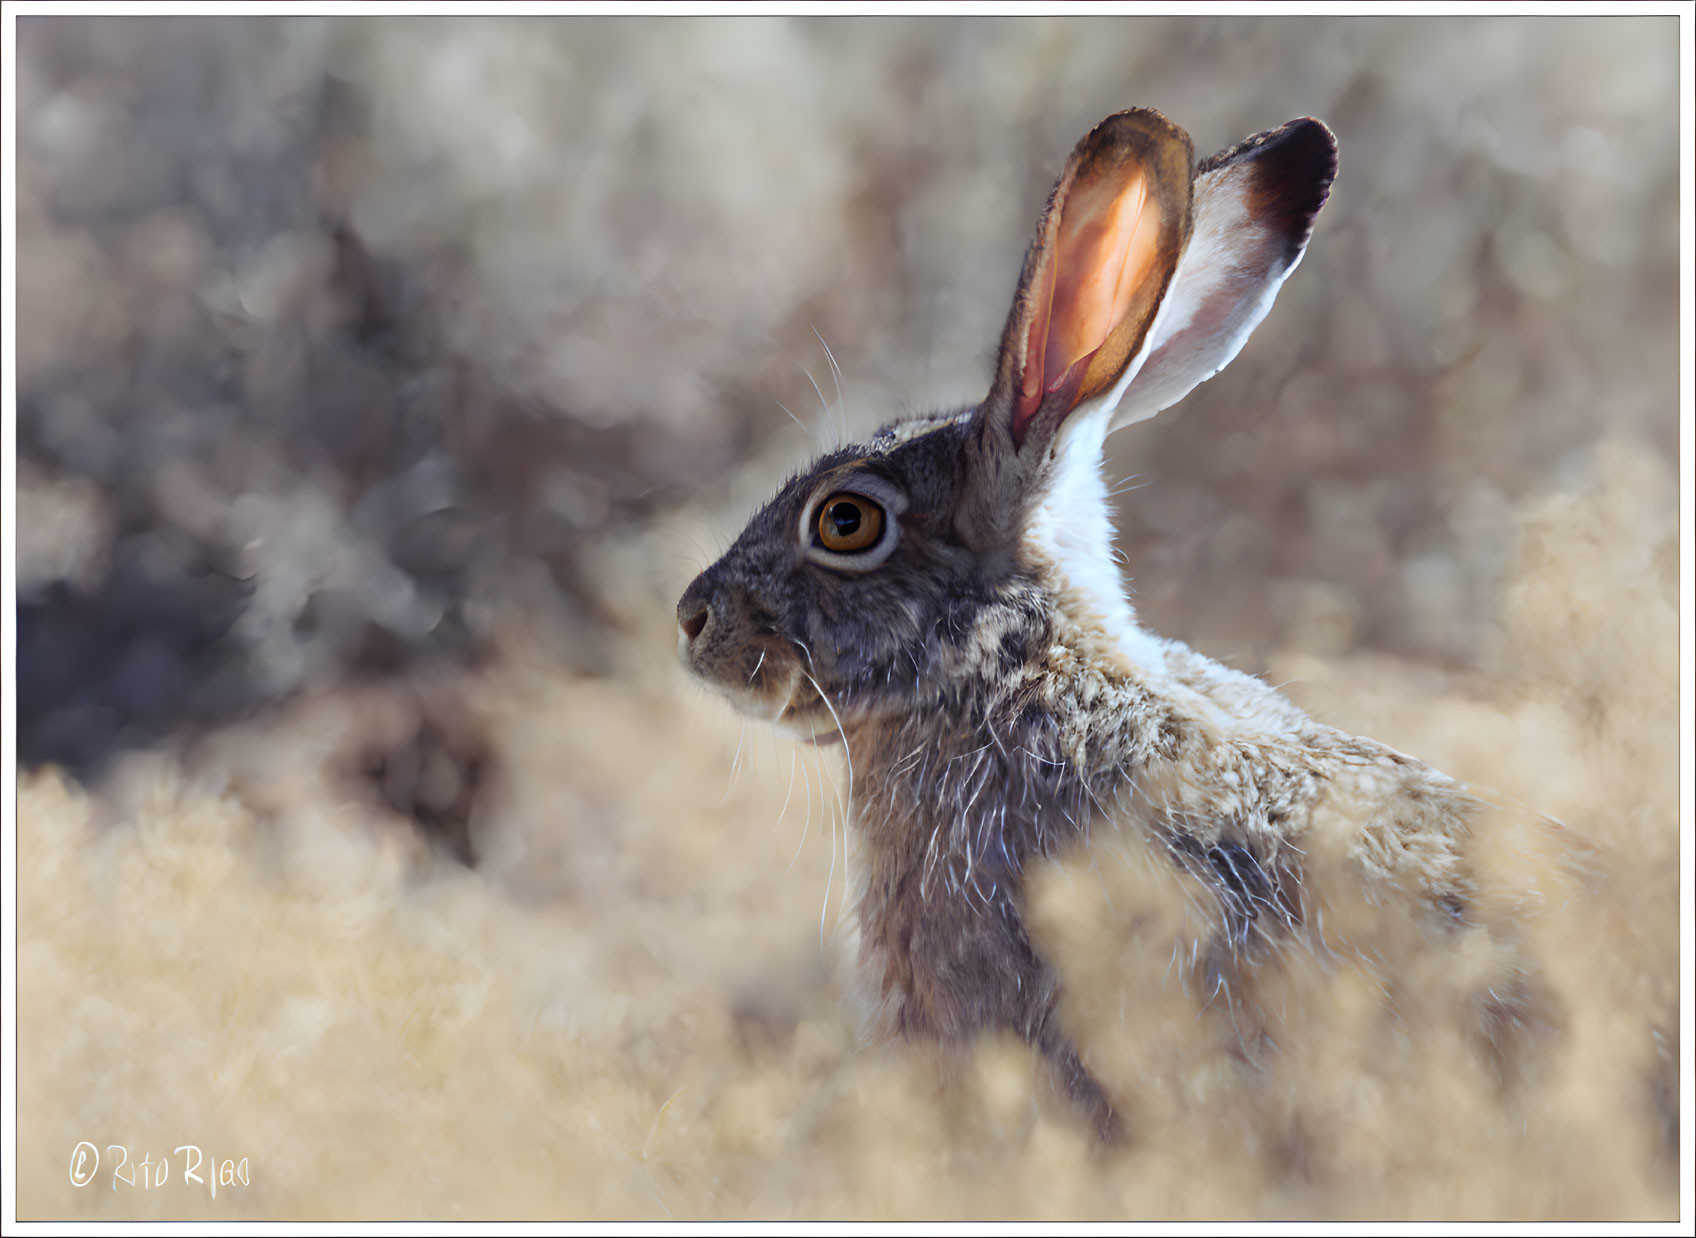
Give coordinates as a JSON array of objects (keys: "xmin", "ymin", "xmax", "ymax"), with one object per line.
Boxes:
[
  {"xmin": 679, "ymin": 599, "xmax": 710, "ymax": 644},
  {"xmin": 676, "ymin": 574, "xmax": 718, "ymax": 660}
]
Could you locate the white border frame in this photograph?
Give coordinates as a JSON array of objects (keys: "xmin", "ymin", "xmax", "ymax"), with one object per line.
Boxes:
[{"xmin": 2, "ymin": 3, "xmax": 1690, "ymax": 1234}]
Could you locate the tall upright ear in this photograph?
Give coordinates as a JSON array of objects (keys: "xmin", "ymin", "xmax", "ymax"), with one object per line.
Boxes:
[
  {"xmin": 986, "ymin": 109, "xmax": 1195, "ymax": 457},
  {"xmin": 1108, "ymin": 117, "xmax": 1338, "ymax": 430}
]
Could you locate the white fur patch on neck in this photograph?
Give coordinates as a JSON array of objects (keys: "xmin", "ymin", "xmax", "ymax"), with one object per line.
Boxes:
[{"xmin": 1024, "ymin": 406, "xmax": 1168, "ymax": 673}]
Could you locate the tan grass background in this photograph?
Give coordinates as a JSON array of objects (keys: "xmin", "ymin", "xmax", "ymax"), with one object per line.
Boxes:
[{"xmin": 13, "ymin": 14, "xmax": 1682, "ymax": 1221}]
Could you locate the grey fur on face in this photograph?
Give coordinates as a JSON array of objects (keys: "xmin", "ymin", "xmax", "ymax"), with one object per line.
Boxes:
[{"xmin": 678, "ymin": 409, "xmax": 1019, "ymax": 738}]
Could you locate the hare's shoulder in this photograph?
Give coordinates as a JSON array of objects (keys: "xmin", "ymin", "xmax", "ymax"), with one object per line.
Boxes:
[
  {"xmin": 1144, "ymin": 636, "xmax": 1596, "ymax": 928},
  {"xmin": 1027, "ymin": 625, "xmax": 1518, "ymax": 895},
  {"xmin": 1064, "ymin": 635, "xmax": 1481, "ymax": 871},
  {"xmin": 1142, "ymin": 634, "xmax": 1327, "ymax": 739}
]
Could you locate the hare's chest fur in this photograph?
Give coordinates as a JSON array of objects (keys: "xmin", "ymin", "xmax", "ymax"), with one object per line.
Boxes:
[
  {"xmin": 841, "ymin": 616, "xmax": 1483, "ymax": 1066},
  {"xmin": 842, "ymin": 631, "xmax": 1264, "ymax": 1019}
]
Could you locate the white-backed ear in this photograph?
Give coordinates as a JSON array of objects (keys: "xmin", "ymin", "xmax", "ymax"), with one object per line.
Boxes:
[{"xmin": 1109, "ymin": 117, "xmax": 1337, "ymax": 431}]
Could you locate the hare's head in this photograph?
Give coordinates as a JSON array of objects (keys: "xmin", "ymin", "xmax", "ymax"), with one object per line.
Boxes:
[{"xmin": 678, "ymin": 110, "xmax": 1337, "ymax": 743}]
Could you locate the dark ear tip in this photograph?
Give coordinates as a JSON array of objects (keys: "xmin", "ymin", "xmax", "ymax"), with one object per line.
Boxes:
[
  {"xmin": 1094, "ymin": 105, "xmax": 1186, "ymax": 138},
  {"xmin": 1198, "ymin": 116, "xmax": 1339, "ymax": 248},
  {"xmin": 1271, "ymin": 118, "xmax": 1339, "ymax": 218},
  {"xmin": 1078, "ymin": 107, "xmax": 1196, "ymax": 168},
  {"xmin": 1274, "ymin": 116, "xmax": 1340, "ymax": 186},
  {"xmin": 1197, "ymin": 115, "xmax": 1339, "ymax": 184}
]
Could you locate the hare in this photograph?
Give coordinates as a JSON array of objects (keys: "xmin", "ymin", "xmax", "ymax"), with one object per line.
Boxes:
[{"xmin": 676, "ymin": 109, "xmax": 1575, "ymax": 1143}]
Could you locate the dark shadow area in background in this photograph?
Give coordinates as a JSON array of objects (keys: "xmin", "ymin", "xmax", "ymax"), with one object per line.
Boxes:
[{"xmin": 15, "ymin": 23, "xmax": 735, "ymax": 797}]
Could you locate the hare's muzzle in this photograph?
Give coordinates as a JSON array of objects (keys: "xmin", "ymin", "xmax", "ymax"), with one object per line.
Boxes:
[{"xmin": 675, "ymin": 570, "xmax": 801, "ymax": 722}]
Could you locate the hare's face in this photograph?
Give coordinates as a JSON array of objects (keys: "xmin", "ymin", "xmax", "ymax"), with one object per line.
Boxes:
[
  {"xmin": 677, "ymin": 412, "xmax": 1034, "ymax": 742},
  {"xmin": 679, "ymin": 111, "xmax": 1336, "ymax": 745}
]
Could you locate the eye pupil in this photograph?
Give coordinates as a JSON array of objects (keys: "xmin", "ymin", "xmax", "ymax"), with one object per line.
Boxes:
[{"xmin": 827, "ymin": 502, "xmax": 862, "ymax": 536}]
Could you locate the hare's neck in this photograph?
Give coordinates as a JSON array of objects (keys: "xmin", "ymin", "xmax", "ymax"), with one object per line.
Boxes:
[
  {"xmin": 850, "ymin": 717, "xmax": 1086, "ymax": 904},
  {"xmin": 843, "ymin": 623, "xmax": 1287, "ymax": 897},
  {"xmin": 1023, "ymin": 413, "xmax": 1176, "ymax": 675},
  {"xmin": 846, "ymin": 649, "xmax": 1174, "ymax": 902}
]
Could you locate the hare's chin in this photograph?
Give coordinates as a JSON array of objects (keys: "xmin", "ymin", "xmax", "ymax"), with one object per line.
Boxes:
[
  {"xmin": 771, "ymin": 696, "xmax": 843, "ymax": 746},
  {"xmin": 770, "ymin": 709, "xmax": 843, "ymax": 747},
  {"xmin": 694, "ymin": 675, "xmax": 839, "ymax": 742}
]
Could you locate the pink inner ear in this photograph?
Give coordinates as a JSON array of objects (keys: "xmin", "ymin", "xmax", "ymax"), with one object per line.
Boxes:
[
  {"xmin": 1047, "ymin": 174, "xmax": 1149, "ymax": 390},
  {"xmin": 1014, "ymin": 169, "xmax": 1165, "ymax": 441}
]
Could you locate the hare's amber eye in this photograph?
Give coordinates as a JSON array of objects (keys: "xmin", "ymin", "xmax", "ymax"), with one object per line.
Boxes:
[{"xmin": 815, "ymin": 493, "xmax": 884, "ymax": 553}]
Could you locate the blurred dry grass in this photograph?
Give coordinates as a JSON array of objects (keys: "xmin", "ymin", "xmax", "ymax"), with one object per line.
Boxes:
[{"xmin": 12, "ymin": 14, "xmax": 1682, "ymax": 1221}]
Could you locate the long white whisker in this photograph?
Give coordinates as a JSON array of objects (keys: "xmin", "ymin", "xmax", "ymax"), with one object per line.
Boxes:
[
  {"xmin": 786, "ymin": 742, "xmax": 815, "ymax": 874},
  {"xmin": 777, "ymin": 399, "xmax": 827, "ymax": 452},
  {"xmin": 795, "ymin": 362, "xmax": 836, "ymax": 446},
  {"xmin": 720, "ymin": 717, "xmax": 748, "ymax": 806},
  {"xmin": 654, "ymin": 521, "xmax": 713, "ymax": 570},
  {"xmin": 775, "ymin": 399, "xmax": 810, "ymax": 439},
  {"xmin": 799, "ymin": 670, "xmax": 854, "ymax": 952},
  {"xmin": 772, "ymin": 736, "xmax": 797, "ymax": 835},
  {"xmin": 812, "ymin": 325, "xmax": 848, "ymax": 439},
  {"xmin": 815, "ymin": 740, "xmax": 838, "ymax": 949}
]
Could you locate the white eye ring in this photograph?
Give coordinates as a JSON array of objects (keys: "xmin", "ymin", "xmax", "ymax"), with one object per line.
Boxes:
[{"xmin": 798, "ymin": 473, "xmax": 907, "ymax": 572}]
